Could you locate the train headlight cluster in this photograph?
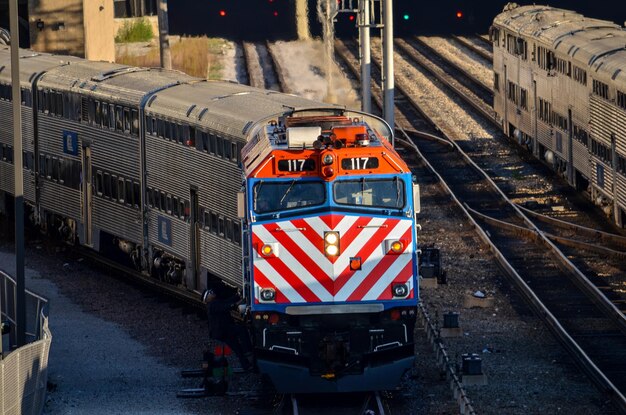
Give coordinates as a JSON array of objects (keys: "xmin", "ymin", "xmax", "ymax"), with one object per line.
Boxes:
[
  {"xmin": 392, "ymin": 283, "xmax": 409, "ymax": 298},
  {"xmin": 324, "ymin": 231, "xmax": 340, "ymax": 257},
  {"xmin": 259, "ymin": 288, "xmax": 276, "ymax": 303}
]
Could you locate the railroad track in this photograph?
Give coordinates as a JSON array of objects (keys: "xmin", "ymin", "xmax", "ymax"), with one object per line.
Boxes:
[
  {"xmin": 336, "ymin": 37, "xmax": 626, "ymax": 412},
  {"xmin": 241, "ymin": 41, "xmax": 283, "ymax": 92},
  {"xmin": 451, "ymin": 34, "xmax": 493, "ymax": 62},
  {"xmin": 278, "ymin": 391, "xmax": 391, "ymax": 415}
]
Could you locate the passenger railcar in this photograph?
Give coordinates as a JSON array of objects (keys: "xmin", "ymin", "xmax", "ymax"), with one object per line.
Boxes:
[
  {"xmin": 491, "ymin": 3, "xmax": 626, "ymax": 227},
  {"xmin": 0, "ymin": 45, "xmax": 421, "ymax": 392}
]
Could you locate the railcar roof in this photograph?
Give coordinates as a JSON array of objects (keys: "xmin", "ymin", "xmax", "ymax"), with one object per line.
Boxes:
[
  {"xmin": 147, "ymin": 81, "xmax": 338, "ymax": 140},
  {"xmin": 494, "ymin": 4, "xmax": 626, "ymax": 84},
  {"xmin": 0, "ymin": 46, "xmax": 81, "ymax": 88},
  {"xmin": 38, "ymin": 60, "xmax": 195, "ymax": 104}
]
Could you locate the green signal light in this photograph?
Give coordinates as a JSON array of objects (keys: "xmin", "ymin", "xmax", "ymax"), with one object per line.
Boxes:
[{"xmin": 403, "ymin": 14, "xmax": 410, "ymax": 20}]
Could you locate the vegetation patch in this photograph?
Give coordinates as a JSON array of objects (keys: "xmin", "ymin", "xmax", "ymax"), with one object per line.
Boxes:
[
  {"xmin": 115, "ymin": 18, "xmax": 154, "ymax": 43},
  {"xmin": 116, "ymin": 37, "xmax": 228, "ymax": 79}
]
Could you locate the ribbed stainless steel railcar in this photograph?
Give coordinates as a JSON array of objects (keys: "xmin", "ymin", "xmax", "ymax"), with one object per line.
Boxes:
[
  {"xmin": 491, "ymin": 3, "xmax": 626, "ymax": 227},
  {"xmin": 0, "ymin": 45, "xmax": 336, "ymax": 293}
]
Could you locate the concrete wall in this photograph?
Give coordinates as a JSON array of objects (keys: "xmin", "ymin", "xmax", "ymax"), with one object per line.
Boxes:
[
  {"xmin": 84, "ymin": 0, "xmax": 115, "ymax": 62},
  {"xmin": 28, "ymin": 0, "xmax": 115, "ymax": 62}
]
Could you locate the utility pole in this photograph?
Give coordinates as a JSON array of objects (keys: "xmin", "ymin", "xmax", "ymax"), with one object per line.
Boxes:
[
  {"xmin": 359, "ymin": 0, "xmax": 371, "ymax": 113},
  {"xmin": 157, "ymin": 0, "xmax": 172, "ymax": 70},
  {"xmin": 382, "ymin": 0, "xmax": 394, "ymax": 141},
  {"xmin": 9, "ymin": 0, "xmax": 25, "ymax": 347}
]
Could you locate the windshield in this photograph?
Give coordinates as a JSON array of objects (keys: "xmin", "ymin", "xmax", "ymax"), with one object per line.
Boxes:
[
  {"xmin": 254, "ymin": 180, "xmax": 326, "ymax": 213},
  {"xmin": 333, "ymin": 178, "xmax": 405, "ymax": 209}
]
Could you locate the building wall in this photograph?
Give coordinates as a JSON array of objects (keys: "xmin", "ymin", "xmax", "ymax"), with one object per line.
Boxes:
[
  {"xmin": 84, "ymin": 0, "xmax": 115, "ymax": 62},
  {"xmin": 28, "ymin": 0, "xmax": 115, "ymax": 62}
]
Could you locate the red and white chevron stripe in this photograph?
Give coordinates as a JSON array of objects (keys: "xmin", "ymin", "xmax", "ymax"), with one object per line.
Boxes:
[{"xmin": 251, "ymin": 214, "xmax": 414, "ymax": 304}]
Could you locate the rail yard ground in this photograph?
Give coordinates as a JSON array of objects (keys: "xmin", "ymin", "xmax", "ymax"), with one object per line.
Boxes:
[{"xmin": 0, "ymin": 37, "xmax": 618, "ymax": 414}]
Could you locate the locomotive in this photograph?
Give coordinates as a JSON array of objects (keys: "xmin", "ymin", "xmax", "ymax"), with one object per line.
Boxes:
[
  {"xmin": 491, "ymin": 4, "xmax": 626, "ymax": 227},
  {"xmin": 0, "ymin": 45, "xmax": 420, "ymax": 392}
]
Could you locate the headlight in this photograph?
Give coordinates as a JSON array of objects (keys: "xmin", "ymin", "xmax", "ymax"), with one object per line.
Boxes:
[
  {"xmin": 385, "ymin": 239, "xmax": 406, "ymax": 254},
  {"xmin": 260, "ymin": 288, "xmax": 276, "ymax": 302},
  {"xmin": 261, "ymin": 244, "xmax": 273, "ymax": 256},
  {"xmin": 324, "ymin": 231, "xmax": 340, "ymax": 257},
  {"xmin": 322, "ymin": 154, "xmax": 334, "ymax": 165},
  {"xmin": 392, "ymin": 283, "xmax": 409, "ymax": 298}
]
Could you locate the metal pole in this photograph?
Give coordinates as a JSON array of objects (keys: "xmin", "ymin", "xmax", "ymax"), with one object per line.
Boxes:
[
  {"xmin": 157, "ymin": 0, "xmax": 172, "ymax": 70},
  {"xmin": 359, "ymin": 0, "xmax": 371, "ymax": 113},
  {"xmin": 296, "ymin": 0, "xmax": 311, "ymax": 40},
  {"xmin": 9, "ymin": 0, "xmax": 25, "ymax": 348},
  {"xmin": 382, "ymin": 0, "xmax": 394, "ymax": 142}
]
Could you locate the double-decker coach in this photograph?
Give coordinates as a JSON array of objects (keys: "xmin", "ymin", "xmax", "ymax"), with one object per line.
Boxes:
[{"xmin": 491, "ymin": 3, "xmax": 626, "ymax": 226}]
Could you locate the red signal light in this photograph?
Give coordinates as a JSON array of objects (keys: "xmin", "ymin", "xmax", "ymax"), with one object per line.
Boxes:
[
  {"xmin": 273, "ymin": 11, "xmax": 279, "ymax": 17},
  {"xmin": 219, "ymin": 10, "xmax": 226, "ymax": 17},
  {"xmin": 456, "ymin": 11, "xmax": 463, "ymax": 19},
  {"xmin": 349, "ymin": 15, "xmax": 355, "ymax": 22}
]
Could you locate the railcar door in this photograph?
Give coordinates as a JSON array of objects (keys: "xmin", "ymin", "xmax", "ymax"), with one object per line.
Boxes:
[
  {"xmin": 81, "ymin": 145, "xmax": 93, "ymax": 246},
  {"xmin": 189, "ymin": 187, "xmax": 200, "ymax": 289}
]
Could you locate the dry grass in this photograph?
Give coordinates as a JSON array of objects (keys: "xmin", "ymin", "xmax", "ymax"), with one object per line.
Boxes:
[{"xmin": 116, "ymin": 37, "xmax": 228, "ymax": 79}]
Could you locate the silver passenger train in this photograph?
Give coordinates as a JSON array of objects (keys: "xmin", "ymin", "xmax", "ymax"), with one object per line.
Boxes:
[
  {"xmin": 491, "ymin": 3, "xmax": 626, "ymax": 227},
  {"xmin": 0, "ymin": 44, "xmax": 336, "ymax": 293}
]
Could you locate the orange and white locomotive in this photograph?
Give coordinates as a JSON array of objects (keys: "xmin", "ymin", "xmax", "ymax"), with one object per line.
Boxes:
[{"xmin": 240, "ymin": 108, "xmax": 421, "ymax": 392}]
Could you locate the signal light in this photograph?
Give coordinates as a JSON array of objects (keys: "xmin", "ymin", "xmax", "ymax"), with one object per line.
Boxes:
[
  {"xmin": 219, "ymin": 10, "xmax": 226, "ymax": 17},
  {"xmin": 273, "ymin": 11, "xmax": 278, "ymax": 17},
  {"xmin": 403, "ymin": 14, "xmax": 410, "ymax": 21},
  {"xmin": 349, "ymin": 15, "xmax": 355, "ymax": 22},
  {"xmin": 456, "ymin": 11, "xmax": 463, "ymax": 19}
]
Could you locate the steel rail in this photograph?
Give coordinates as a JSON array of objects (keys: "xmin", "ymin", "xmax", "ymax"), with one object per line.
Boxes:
[
  {"xmin": 518, "ymin": 204, "xmax": 626, "ymax": 250},
  {"xmin": 265, "ymin": 41, "xmax": 290, "ymax": 94},
  {"xmin": 451, "ymin": 34, "xmax": 493, "ymax": 62},
  {"xmin": 400, "ymin": 130, "xmax": 626, "ymax": 413}
]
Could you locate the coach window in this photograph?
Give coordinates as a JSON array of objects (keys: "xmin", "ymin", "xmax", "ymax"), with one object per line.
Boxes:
[
  {"xmin": 210, "ymin": 212, "xmax": 218, "ymax": 234},
  {"xmin": 218, "ymin": 216, "xmax": 225, "ymax": 237},
  {"xmin": 216, "ymin": 136, "xmax": 224, "ymax": 157},
  {"xmin": 123, "ymin": 108, "xmax": 131, "ymax": 133},
  {"xmin": 109, "ymin": 104, "xmax": 116, "ymax": 130},
  {"xmin": 237, "ymin": 142, "xmax": 243, "ymax": 163},
  {"xmin": 159, "ymin": 191, "xmax": 166, "ymax": 211},
  {"xmin": 133, "ymin": 182, "xmax": 140, "ymax": 208},
  {"xmin": 172, "ymin": 197, "xmax": 179, "ymax": 217},
  {"xmin": 209, "ymin": 134, "xmax": 217, "ymax": 155},
  {"xmin": 111, "ymin": 175, "xmax": 119, "ymax": 200},
  {"xmin": 101, "ymin": 103, "xmax": 109, "ymax": 128},
  {"xmin": 223, "ymin": 138, "xmax": 231, "ymax": 159},
  {"xmin": 117, "ymin": 178, "xmax": 125, "ymax": 203},
  {"xmin": 21, "ymin": 89, "xmax": 32, "ymax": 107},
  {"xmin": 198, "ymin": 131, "xmax": 208, "ymax": 152},
  {"xmin": 44, "ymin": 156, "xmax": 52, "ymax": 179},
  {"xmin": 125, "ymin": 179, "xmax": 133, "ymax": 206},
  {"xmin": 183, "ymin": 200, "xmax": 189, "ymax": 221},
  {"xmin": 233, "ymin": 222, "xmax": 241, "ymax": 245},
  {"xmin": 115, "ymin": 106, "xmax": 123, "ymax": 131},
  {"xmin": 95, "ymin": 101, "xmax": 101, "ymax": 125},
  {"xmin": 618, "ymin": 156, "xmax": 625, "ymax": 176},
  {"xmin": 203, "ymin": 210, "xmax": 210, "ymax": 230},
  {"xmin": 103, "ymin": 173, "xmax": 111, "ymax": 197},
  {"xmin": 52, "ymin": 157, "xmax": 59, "ymax": 182},
  {"xmin": 96, "ymin": 171, "xmax": 103, "ymax": 196},
  {"xmin": 617, "ymin": 91, "xmax": 626, "ymax": 110},
  {"xmin": 56, "ymin": 93, "xmax": 64, "ymax": 116},
  {"xmin": 151, "ymin": 117, "xmax": 157, "ymax": 135},
  {"xmin": 131, "ymin": 109, "xmax": 139, "ymax": 135},
  {"xmin": 58, "ymin": 159, "xmax": 66, "ymax": 184},
  {"xmin": 157, "ymin": 118, "xmax": 164, "ymax": 137},
  {"xmin": 225, "ymin": 219, "xmax": 233, "ymax": 241}
]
